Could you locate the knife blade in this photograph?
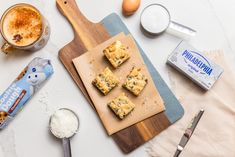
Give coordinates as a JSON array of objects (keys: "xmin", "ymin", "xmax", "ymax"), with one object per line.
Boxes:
[{"xmin": 174, "ymin": 109, "xmax": 204, "ymax": 157}]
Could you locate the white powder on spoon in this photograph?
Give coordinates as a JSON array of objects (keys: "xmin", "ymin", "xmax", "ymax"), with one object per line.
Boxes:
[{"xmin": 50, "ymin": 109, "xmax": 79, "ymax": 139}]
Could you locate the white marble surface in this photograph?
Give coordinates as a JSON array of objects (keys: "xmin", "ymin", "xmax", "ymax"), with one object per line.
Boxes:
[{"xmin": 0, "ymin": 0, "xmax": 234, "ymax": 157}]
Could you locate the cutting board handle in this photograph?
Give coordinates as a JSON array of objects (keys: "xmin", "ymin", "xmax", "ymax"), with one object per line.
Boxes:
[{"xmin": 56, "ymin": 0, "xmax": 94, "ymax": 36}]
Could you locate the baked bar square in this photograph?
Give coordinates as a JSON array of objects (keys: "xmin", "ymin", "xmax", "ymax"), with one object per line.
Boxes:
[
  {"xmin": 103, "ymin": 40, "xmax": 130, "ymax": 68},
  {"xmin": 123, "ymin": 67, "xmax": 148, "ymax": 96},
  {"xmin": 108, "ymin": 93, "xmax": 135, "ymax": 119},
  {"xmin": 92, "ymin": 67, "xmax": 119, "ymax": 95}
]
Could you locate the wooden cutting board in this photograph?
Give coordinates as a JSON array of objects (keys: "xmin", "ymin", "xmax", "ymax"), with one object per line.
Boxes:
[
  {"xmin": 56, "ymin": 0, "xmax": 184, "ymax": 153},
  {"xmin": 73, "ymin": 34, "xmax": 165, "ymax": 135}
]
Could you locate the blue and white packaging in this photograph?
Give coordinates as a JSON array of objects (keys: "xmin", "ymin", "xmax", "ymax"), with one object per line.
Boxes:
[
  {"xmin": 0, "ymin": 57, "xmax": 54, "ymax": 129},
  {"xmin": 167, "ymin": 41, "xmax": 223, "ymax": 90}
]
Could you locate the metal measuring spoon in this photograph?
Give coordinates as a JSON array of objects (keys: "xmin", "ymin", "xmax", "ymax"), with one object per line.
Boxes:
[
  {"xmin": 140, "ymin": 4, "xmax": 196, "ymax": 38},
  {"xmin": 49, "ymin": 108, "xmax": 79, "ymax": 157}
]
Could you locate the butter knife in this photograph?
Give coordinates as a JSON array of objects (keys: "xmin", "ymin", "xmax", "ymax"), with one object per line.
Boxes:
[{"xmin": 174, "ymin": 109, "xmax": 204, "ymax": 157}]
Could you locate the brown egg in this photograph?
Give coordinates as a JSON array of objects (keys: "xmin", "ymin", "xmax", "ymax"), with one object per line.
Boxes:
[{"xmin": 122, "ymin": 0, "xmax": 141, "ymax": 16}]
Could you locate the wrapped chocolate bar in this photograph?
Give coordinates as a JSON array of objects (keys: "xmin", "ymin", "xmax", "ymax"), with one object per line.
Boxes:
[
  {"xmin": 0, "ymin": 57, "xmax": 54, "ymax": 129},
  {"xmin": 167, "ymin": 41, "xmax": 223, "ymax": 90}
]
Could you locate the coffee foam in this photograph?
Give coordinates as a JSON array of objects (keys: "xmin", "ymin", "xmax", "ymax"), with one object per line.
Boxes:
[{"xmin": 2, "ymin": 5, "xmax": 43, "ymax": 47}]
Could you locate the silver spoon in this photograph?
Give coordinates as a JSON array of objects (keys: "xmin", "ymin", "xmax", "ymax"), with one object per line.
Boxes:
[{"xmin": 49, "ymin": 108, "xmax": 79, "ymax": 157}]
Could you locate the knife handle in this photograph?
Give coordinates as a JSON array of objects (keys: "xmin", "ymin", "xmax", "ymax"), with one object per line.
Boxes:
[
  {"xmin": 174, "ymin": 145, "xmax": 183, "ymax": 157},
  {"xmin": 173, "ymin": 149, "xmax": 181, "ymax": 157}
]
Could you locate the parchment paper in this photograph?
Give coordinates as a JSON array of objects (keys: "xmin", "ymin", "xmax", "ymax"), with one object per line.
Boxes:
[{"xmin": 73, "ymin": 33, "xmax": 165, "ymax": 135}]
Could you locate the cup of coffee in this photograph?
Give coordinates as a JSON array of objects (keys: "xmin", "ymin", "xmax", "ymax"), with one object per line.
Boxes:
[{"xmin": 0, "ymin": 3, "xmax": 50, "ymax": 54}]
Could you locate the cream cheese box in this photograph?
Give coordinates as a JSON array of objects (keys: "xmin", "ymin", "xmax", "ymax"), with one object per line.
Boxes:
[{"xmin": 167, "ymin": 41, "xmax": 223, "ymax": 90}]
